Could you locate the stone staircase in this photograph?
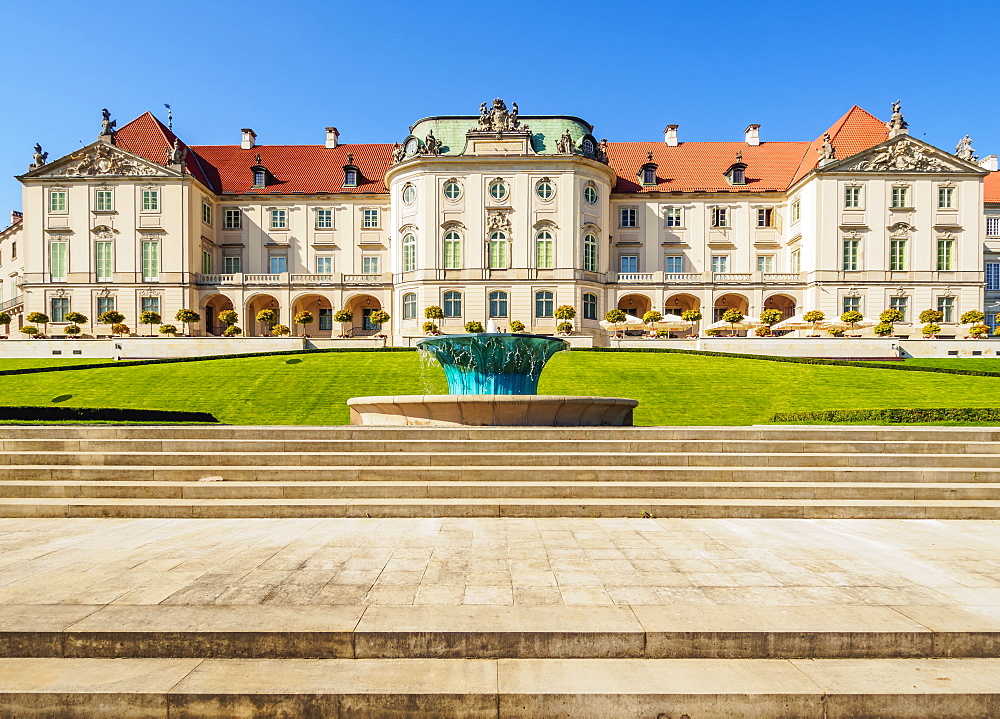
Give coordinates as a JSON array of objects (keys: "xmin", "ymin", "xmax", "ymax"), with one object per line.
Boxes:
[{"xmin": 0, "ymin": 425, "xmax": 999, "ymax": 519}]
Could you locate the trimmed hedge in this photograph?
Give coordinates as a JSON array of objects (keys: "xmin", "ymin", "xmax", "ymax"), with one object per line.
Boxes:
[
  {"xmin": 577, "ymin": 346, "xmax": 1000, "ymax": 379},
  {"xmin": 771, "ymin": 408, "xmax": 1000, "ymax": 423},
  {"xmin": 0, "ymin": 346, "xmax": 416, "ymax": 378},
  {"xmin": 0, "ymin": 406, "xmax": 218, "ymax": 423}
]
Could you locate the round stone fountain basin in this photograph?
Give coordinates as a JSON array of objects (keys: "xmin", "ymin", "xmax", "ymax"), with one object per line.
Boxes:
[{"xmin": 347, "ymin": 395, "xmax": 637, "ymax": 427}]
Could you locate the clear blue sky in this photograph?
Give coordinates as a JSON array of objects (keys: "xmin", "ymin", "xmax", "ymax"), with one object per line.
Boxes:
[{"xmin": 1, "ymin": 0, "xmax": 998, "ymax": 216}]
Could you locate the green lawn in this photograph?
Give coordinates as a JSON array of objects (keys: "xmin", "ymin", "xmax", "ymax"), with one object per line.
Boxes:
[
  {"xmin": 892, "ymin": 358, "xmax": 1000, "ymax": 370},
  {"xmin": 0, "ymin": 350, "xmax": 998, "ymax": 425},
  {"xmin": 0, "ymin": 359, "xmax": 115, "ymax": 371}
]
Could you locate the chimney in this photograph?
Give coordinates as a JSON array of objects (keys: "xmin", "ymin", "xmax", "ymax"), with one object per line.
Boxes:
[
  {"xmin": 10, "ymin": 210, "xmax": 23, "ymax": 225},
  {"xmin": 744, "ymin": 124, "xmax": 761, "ymax": 146},
  {"xmin": 663, "ymin": 124, "xmax": 678, "ymax": 147},
  {"xmin": 980, "ymin": 155, "xmax": 998, "ymax": 172},
  {"xmin": 241, "ymin": 128, "xmax": 256, "ymax": 150},
  {"xmin": 325, "ymin": 127, "xmax": 340, "ymax": 149}
]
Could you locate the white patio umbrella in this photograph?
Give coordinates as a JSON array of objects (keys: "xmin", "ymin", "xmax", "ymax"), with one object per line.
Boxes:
[
  {"xmin": 649, "ymin": 313, "xmax": 694, "ymax": 330},
  {"xmin": 772, "ymin": 313, "xmax": 823, "ymax": 331},
  {"xmin": 825, "ymin": 316, "xmax": 878, "ymax": 330},
  {"xmin": 708, "ymin": 318, "xmax": 758, "ymax": 333},
  {"xmin": 599, "ymin": 314, "xmax": 646, "ymax": 331}
]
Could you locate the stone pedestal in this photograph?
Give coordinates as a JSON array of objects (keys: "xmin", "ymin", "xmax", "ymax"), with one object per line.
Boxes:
[{"xmin": 347, "ymin": 395, "xmax": 637, "ymax": 427}]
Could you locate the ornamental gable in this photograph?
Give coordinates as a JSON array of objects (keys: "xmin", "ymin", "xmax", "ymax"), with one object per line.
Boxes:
[
  {"xmin": 820, "ymin": 136, "xmax": 984, "ymax": 175},
  {"xmin": 19, "ymin": 142, "xmax": 177, "ymax": 181}
]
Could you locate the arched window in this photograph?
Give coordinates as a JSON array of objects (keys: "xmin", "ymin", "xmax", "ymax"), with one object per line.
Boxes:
[
  {"xmin": 583, "ymin": 233, "xmax": 598, "ymax": 272},
  {"xmin": 583, "ymin": 292, "xmax": 598, "ymax": 320},
  {"xmin": 489, "ymin": 290, "xmax": 509, "ymax": 318},
  {"xmin": 402, "ymin": 233, "xmax": 416, "ymax": 272},
  {"xmin": 402, "ymin": 292, "xmax": 417, "ymax": 320},
  {"xmin": 536, "ymin": 230, "xmax": 554, "ymax": 269},
  {"xmin": 444, "ymin": 231, "xmax": 461, "ymax": 270},
  {"xmin": 489, "ymin": 231, "xmax": 507, "ymax": 269},
  {"xmin": 535, "ymin": 290, "xmax": 554, "ymax": 318},
  {"xmin": 443, "ymin": 291, "xmax": 462, "ymax": 317}
]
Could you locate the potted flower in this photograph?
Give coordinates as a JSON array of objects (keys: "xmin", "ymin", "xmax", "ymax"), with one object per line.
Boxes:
[
  {"xmin": 605, "ymin": 309, "xmax": 627, "ymax": 338},
  {"xmin": 159, "ymin": 324, "xmax": 178, "ymax": 336},
  {"xmin": 294, "ymin": 311, "xmax": 314, "ymax": 337},
  {"xmin": 554, "ymin": 305, "xmax": 576, "ymax": 335},
  {"xmin": 961, "ymin": 310, "xmax": 987, "ymax": 339},
  {"xmin": 759, "ymin": 308, "xmax": 782, "ymax": 332},
  {"xmin": 918, "ymin": 309, "xmax": 944, "ymax": 325},
  {"xmin": 111, "ymin": 323, "xmax": 131, "ymax": 337},
  {"xmin": 97, "ymin": 311, "xmax": 125, "ymax": 337},
  {"xmin": 218, "ymin": 309, "xmax": 239, "ymax": 328},
  {"xmin": 873, "ymin": 322, "xmax": 894, "ymax": 337},
  {"xmin": 509, "ymin": 320, "xmax": 525, "ymax": 333},
  {"xmin": 63, "ymin": 324, "xmax": 82, "ymax": 337},
  {"xmin": 754, "ymin": 325, "xmax": 772, "ymax": 337},
  {"xmin": 424, "ymin": 306, "xmax": 445, "ymax": 323},
  {"xmin": 680, "ymin": 309, "xmax": 702, "ymax": 337},
  {"xmin": 840, "ymin": 310, "xmax": 864, "ymax": 336},
  {"xmin": 969, "ymin": 323, "xmax": 991, "ymax": 339},
  {"xmin": 19, "ymin": 325, "xmax": 38, "ymax": 338},
  {"xmin": 368, "ymin": 309, "xmax": 390, "ymax": 333},
  {"xmin": 175, "ymin": 309, "xmax": 200, "ymax": 336},
  {"xmin": 333, "ymin": 309, "xmax": 353, "ymax": 337},
  {"xmin": 705, "ymin": 327, "xmax": 721, "ymax": 337},
  {"xmin": 721, "ymin": 308, "xmax": 744, "ymax": 336},
  {"xmin": 422, "ymin": 321, "xmax": 440, "ymax": 336},
  {"xmin": 223, "ymin": 325, "xmax": 243, "ymax": 337},
  {"xmin": 802, "ymin": 310, "xmax": 825, "ymax": 337},
  {"xmin": 139, "ymin": 310, "xmax": 162, "ymax": 337},
  {"xmin": 27, "ymin": 312, "xmax": 50, "ymax": 337},
  {"xmin": 256, "ymin": 309, "xmax": 278, "ymax": 336},
  {"xmin": 271, "ymin": 324, "xmax": 291, "ymax": 337},
  {"xmin": 556, "ymin": 321, "xmax": 573, "ymax": 337},
  {"xmin": 827, "ymin": 328, "xmax": 844, "ymax": 337},
  {"xmin": 64, "ymin": 312, "xmax": 88, "ymax": 338},
  {"xmin": 922, "ymin": 323, "xmax": 941, "ymax": 339},
  {"xmin": 464, "ymin": 320, "xmax": 484, "ymax": 333}
]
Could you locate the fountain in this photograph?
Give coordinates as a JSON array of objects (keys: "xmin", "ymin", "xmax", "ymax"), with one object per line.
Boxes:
[{"xmin": 347, "ymin": 333, "xmax": 638, "ymax": 426}]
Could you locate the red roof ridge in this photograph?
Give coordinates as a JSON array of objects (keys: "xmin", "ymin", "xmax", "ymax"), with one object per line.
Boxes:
[{"xmin": 114, "ymin": 112, "xmax": 216, "ymax": 191}]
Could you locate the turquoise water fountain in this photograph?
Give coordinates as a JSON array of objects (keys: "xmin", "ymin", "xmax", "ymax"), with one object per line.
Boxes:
[{"xmin": 416, "ymin": 333, "xmax": 568, "ymax": 395}]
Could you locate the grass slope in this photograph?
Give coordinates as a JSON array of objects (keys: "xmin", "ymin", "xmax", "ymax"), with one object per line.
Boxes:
[
  {"xmin": 0, "ymin": 350, "xmax": 998, "ymax": 425},
  {"xmin": 0, "ymin": 359, "xmax": 115, "ymax": 371}
]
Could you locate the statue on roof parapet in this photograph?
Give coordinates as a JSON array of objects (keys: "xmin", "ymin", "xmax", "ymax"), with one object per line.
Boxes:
[
  {"xmin": 165, "ymin": 139, "xmax": 187, "ymax": 166},
  {"xmin": 556, "ymin": 129, "xmax": 575, "ymax": 155},
  {"xmin": 419, "ymin": 131, "xmax": 442, "ymax": 156},
  {"xmin": 955, "ymin": 135, "xmax": 977, "ymax": 162},
  {"xmin": 99, "ymin": 108, "xmax": 116, "ymax": 141},
  {"xmin": 819, "ymin": 133, "xmax": 836, "ymax": 164},
  {"xmin": 473, "ymin": 98, "xmax": 528, "ymax": 136},
  {"xmin": 31, "ymin": 143, "xmax": 48, "ymax": 169},
  {"xmin": 886, "ymin": 99, "xmax": 908, "ymax": 138}
]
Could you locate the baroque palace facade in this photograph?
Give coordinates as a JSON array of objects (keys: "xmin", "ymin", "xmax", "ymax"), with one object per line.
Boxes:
[{"xmin": 2, "ymin": 99, "xmax": 1000, "ymax": 342}]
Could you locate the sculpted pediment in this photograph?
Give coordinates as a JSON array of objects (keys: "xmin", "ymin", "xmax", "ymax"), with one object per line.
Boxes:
[
  {"xmin": 824, "ymin": 136, "xmax": 982, "ymax": 174},
  {"xmin": 22, "ymin": 142, "xmax": 175, "ymax": 180}
]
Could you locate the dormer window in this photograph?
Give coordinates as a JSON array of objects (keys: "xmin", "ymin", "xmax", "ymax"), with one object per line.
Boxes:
[
  {"xmin": 343, "ymin": 152, "xmax": 361, "ymax": 188},
  {"xmin": 638, "ymin": 151, "xmax": 657, "ymax": 186},
  {"xmin": 251, "ymin": 154, "xmax": 270, "ymax": 188},
  {"xmin": 724, "ymin": 152, "xmax": 747, "ymax": 186}
]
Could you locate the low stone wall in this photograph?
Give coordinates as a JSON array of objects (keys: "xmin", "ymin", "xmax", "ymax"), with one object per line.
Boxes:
[
  {"xmin": 899, "ymin": 339, "xmax": 1000, "ymax": 358},
  {"xmin": 0, "ymin": 339, "xmax": 116, "ymax": 359}
]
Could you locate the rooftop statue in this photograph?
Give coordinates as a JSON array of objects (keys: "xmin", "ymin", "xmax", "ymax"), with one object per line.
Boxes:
[
  {"xmin": 820, "ymin": 133, "xmax": 836, "ymax": 161},
  {"xmin": 955, "ymin": 135, "xmax": 977, "ymax": 162},
  {"xmin": 886, "ymin": 99, "xmax": 908, "ymax": 137},
  {"xmin": 474, "ymin": 98, "xmax": 526, "ymax": 135},
  {"xmin": 32, "ymin": 143, "xmax": 48, "ymax": 167},
  {"xmin": 165, "ymin": 138, "xmax": 187, "ymax": 165},
  {"xmin": 99, "ymin": 108, "xmax": 116, "ymax": 138},
  {"xmin": 556, "ymin": 129, "xmax": 575, "ymax": 155}
]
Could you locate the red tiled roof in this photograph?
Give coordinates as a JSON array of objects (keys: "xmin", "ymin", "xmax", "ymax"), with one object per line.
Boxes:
[
  {"xmin": 114, "ymin": 112, "xmax": 215, "ymax": 189},
  {"xmin": 607, "ymin": 141, "xmax": 811, "ymax": 193},
  {"xmin": 191, "ymin": 144, "xmax": 392, "ymax": 194},
  {"xmin": 985, "ymin": 171, "xmax": 1000, "ymax": 203},
  {"xmin": 790, "ymin": 105, "xmax": 889, "ymax": 185}
]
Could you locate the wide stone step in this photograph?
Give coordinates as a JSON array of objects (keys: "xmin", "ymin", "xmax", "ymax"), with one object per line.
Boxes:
[
  {"xmin": 2, "ymin": 480, "xmax": 1000, "ymax": 501},
  {"xmin": 3, "ymin": 604, "xmax": 997, "ymax": 660},
  {"xmin": 8, "ymin": 450, "xmax": 1000, "ymax": 469},
  {"xmin": 1, "ymin": 656, "xmax": 998, "ymax": 718},
  {"xmin": 1, "ymin": 496, "xmax": 998, "ymax": 518},
  {"xmin": 3, "ymin": 465, "xmax": 998, "ymax": 483},
  {"xmin": 7, "ymin": 437, "xmax": 1000, "ymax": 455}
]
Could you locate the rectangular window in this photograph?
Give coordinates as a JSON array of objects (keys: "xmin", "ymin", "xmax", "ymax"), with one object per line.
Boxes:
[
  {"xmin": 319, "ymin": 308, "xmax": 333, "ymax": 330},
  {"xmin": 316, "ymin": 209, "xmax": 333, "ymax": 228},
  {"xmin": 443, "ymin": 293, "xmax": 462, "ymax": 317},
  {"xmin": 95, "ymin": 190, "xmax": 113, "ymax": 212},
  {"xmin": 583, "ymin": 293, "xmax": 597, "ymax": 320},
  {"xmin": 756, "ymin": 255, "xmax": 774, "ymax": 272},
  {"xmin": 988, "ymin": 217, "xmax": 1000, "ymax": 237},
  {"xmin": 269, "ymin": 209, "xmax": 287, "ymax": 229},
  {"xmin": 536, "ymin": 236, "xmax": 553, "ymax": 269},
  {"xmin": 96, "ymin": 241, "xmax": 113, "ymax": 281},
  {"xmin": 890, "ymin": 239, "xmax": 907, "ymax": 271},
  {"xmin": 665, "ymin": 255, "xmax": 683, "ymax": 274},
  {"xmin": 938, "ymin": 186, "xmax": 955, "ymax": 209},
  {"xmin": 712, "ymin": 207, "xmax": 729, "ymax": 228},
  {"xmin": 937, "ymin": 296, "xmax": 955, "ymax": 323},
  {"xmin": 224, "ymin": 209, "xmax": 242, "ymax": 229},
  {"xmin": 51, "ymin": 297, "xmax": 69, "ymax": 323},
  {"xmin": 891, "ymin": 186, "xmax": 910, "ymax": 208},
  {"xmin": 363, "ymin": 209, "xmax": 379, "ymax": 228},
  {"xmin": 620, "ymin": 208, "xmax": 636, "ymax": 227},
  {"xmin": 201, "ymin": 250, "xmax": 212, "ymax": 275},
  {"xmin": 11, "ymin": 242, "xmax": 15, "ymax": 259},
  {"xmin": 49, "ymin": 190, "xmax": 67, "ymax": 213},
  {"xmin": 362, "ymin": 256, "xmax": 379, "ymax": 274},
  {"xmin": 756, "ymin": 208, "xmax": 773, "ymax": 228},
  {"xmin": 791, "ymin": 199, "xmax": 801, "ymax": 223},
  {"xmin": 937, "ymin": 239, "xmax": 955, "ymax": 271},
  {"xmin": 842, "ymin": 239, "xmax": 860, "ymax": 271},
  {"xmin": 403, "ymin": 294, "xmax": 417, "ymax": 320},
  {"xmin": 489, "ymin": 238, "xmax": 507, "ymax": 269},
  {"xmin": 619, "ymin": 255, "xmax": 638, "ymax": 273},
  {"xmin": 488, "ymin": 293, "xmax": 508, "ymax": 318},
  {"xmin": 889, "ymin": 296, "xmax": 908, "ymax": 322},
  {"xmin": 269, "ymin": 255, "xmax": 287, "ymax": 274},
  {"xmin": 97, "ymin": 296, "xmax": 115, "ymax": 316},
  {"xmin": 141, "ymin": 296, "xmax": 160, "ymax": 314},
  {"xmin": 844, "ymin": 186, "xmax": 862, "ymax": 208},
  {"xmin": 202, "ymin": 202, "xmax": 212, "ymax": 225},
  {"xmin": 664, "ymin": 207, "xmax": 682, "ymax": 227},
  {"xmin": 583, "ymin": 235, "xmax": 598, "ymax": 273},
  {"xmin": 843, "ymin": 296, "xmax": 861, "ymax": 314},
  {"xmin": 141, "ymin": 240, "xmax": 159, "ymax": 281},
  {"xmin": 50, "ymin": 241, "xmax": 68, "ymax": 281},
  {"xmin": 790, "ymin": 248, "xmax": 801, "ymax": 273},
  {"xmin": 987, "ymin": 262, "xmax": 1000, "ymax": 291},
  {"xmin": 224, "ymin": 256, "xmax": 242, "ymax": 274},
  {"xmin": 711, "ymin": 255, "xmax": 728, "ymax": 273},
  {"xmin": 316, "ymin": 256, "xmax": 333, "ymax": 274},
  {"xmin": 142, "ymin": 189, "xmax": 159, "ymax": 211}
]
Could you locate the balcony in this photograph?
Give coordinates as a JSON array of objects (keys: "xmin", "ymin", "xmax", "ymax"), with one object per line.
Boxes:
[
  {"xmin": 613, "ymin": 271, "xmax": 804, "ymax": 286},
  {"xmin": 0, "ymin": 295, "xmax": 23, "ymax": 311},
  {"xmin": 194, "ymin": 272, "xmax": 389, "ymax": 288},
  {"xmin": 615, "ymin": 272, "xmax": 656, "ymax": 283}
]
